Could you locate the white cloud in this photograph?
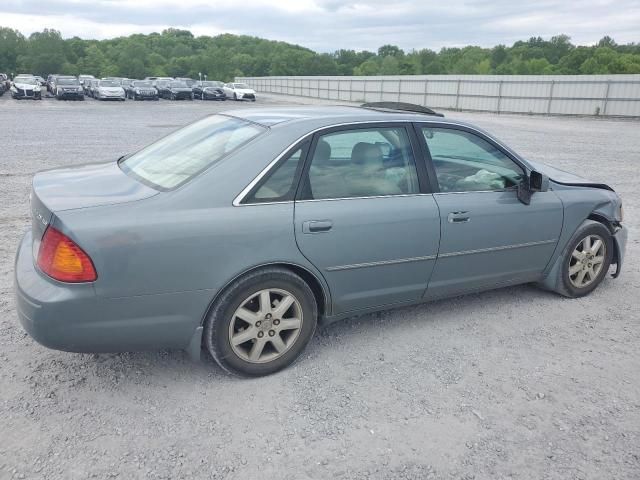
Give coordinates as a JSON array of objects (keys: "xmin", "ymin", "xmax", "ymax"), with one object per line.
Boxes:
[{"xmin": 1, "ymin": 0, "xmax": 639, "ymax": 50}]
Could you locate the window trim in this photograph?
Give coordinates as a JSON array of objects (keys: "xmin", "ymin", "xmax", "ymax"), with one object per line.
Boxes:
[
  {"xmin": 240, "ymin": 140, "xmax": 310, "ymax": 205},
  {"xmin": 233, "ymin": 119, "xmax": 533, "ymax": 206},
  {"xmin": 296, "ymin": 122, "xmax": 431, "ymax": 202},
  {"xmin": 413, "ymin": 122, "xmax": 528, "ymax": 195}
]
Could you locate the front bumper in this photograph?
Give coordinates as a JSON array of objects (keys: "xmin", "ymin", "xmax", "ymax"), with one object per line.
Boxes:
[
  {"xmin": 202, "ymin": 92, "xmax": 226, "ymax": 100},
  {"xmin": 169, "ymin": 91, "xmax": 192, "ymax": 100},
  {"xmin": 12, "ymin": 89, "xmax": 41, "ymax": 99},
  {"xmin": 57, "ymin": 91, "xmax": 84, "ymax": 99},
  {"xmin": 133, "ymin": 92, "xmax": 158, "ymax": 99},
  {"xmin": 612, "ymin": 224, "xmax": 628, "ymax": 278},
  {"xmin": 14, "ymin": 230, "xmax": 210, "ymax": 354}
]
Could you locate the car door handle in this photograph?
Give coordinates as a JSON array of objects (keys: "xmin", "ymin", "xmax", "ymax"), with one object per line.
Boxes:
[
  {"xmin": 447, "ymin": 211, "xmax": 470, "ymax": 223},
  {"xmin": 302, "ymin": 220, "xmax": 333, "ymax": 233}
]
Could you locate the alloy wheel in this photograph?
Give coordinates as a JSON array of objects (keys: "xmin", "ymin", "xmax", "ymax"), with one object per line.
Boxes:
[
  {"xmin": 228, "ymin": 288, "xmax": 303, "ymax": 364},
  {"xmin": 568, "ymin": 234, "xmax": 606, "ymax": 288}
]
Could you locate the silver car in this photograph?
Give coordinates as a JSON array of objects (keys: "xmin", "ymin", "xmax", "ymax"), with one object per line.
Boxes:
[{"xmin": 15, "ymin": 103, "xmax": 627, "ymax": 377}]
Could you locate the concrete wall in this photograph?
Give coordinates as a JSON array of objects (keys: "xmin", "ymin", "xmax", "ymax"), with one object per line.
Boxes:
[{"xmin": 236, "ymin": 75, "xmax": 640, "ymax": 117}]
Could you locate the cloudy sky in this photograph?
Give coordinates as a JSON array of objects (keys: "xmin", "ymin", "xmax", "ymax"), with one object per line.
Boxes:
[{"xmin": 2, "ymin": 0, "xmax": 639, "ymax": 51}]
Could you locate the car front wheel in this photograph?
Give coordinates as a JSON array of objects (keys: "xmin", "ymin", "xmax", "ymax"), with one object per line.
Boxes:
[
  {"xmin": 558, "ymin": 221, "xmax": 614, "ymax": 297},
  {"xmin": 204, "ymin": 267, "xmax": 317, "ymax": 377}
]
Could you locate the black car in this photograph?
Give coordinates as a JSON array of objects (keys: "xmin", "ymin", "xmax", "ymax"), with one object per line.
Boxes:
[
  {"xmin": 192, "ymin": 81, "xmax": 226, "ymax": 100},
  {"xmin": 54, "ymin": 77, "xmax": 84, "ymax": 100},
  {"xmin": 126, "ymin": 80, "xmax": 159, "ymax": 100},
  {"xmin": 158, "ymin": 81, "xmax": 193, "ymax": 100}
]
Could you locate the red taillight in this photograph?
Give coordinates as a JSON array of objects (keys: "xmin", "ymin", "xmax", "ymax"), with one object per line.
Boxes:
[{"xmin": 37, "ymin": 227, "xmax": 97, "ymax": 283}]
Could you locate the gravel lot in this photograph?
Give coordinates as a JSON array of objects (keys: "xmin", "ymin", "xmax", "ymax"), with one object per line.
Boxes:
[{"xmin": 0, "ymin": 92, "xmax": 639, "ymax": 480}]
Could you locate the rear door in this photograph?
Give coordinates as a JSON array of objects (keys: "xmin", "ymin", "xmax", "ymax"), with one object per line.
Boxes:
[
  {"xmin": 416, "ymin": 124, "xmax": 563, "ymax": 299},
  {"xmin": 293, "ymin": 123, "xmax": 441, "ymax": 314}
]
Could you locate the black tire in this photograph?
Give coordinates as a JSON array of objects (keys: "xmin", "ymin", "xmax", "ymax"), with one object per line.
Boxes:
[
  {"xmin": 204, "ymin": 267, "xmax": 318, "ymax": 377},
  {"xmin": 233, "ymin": 93, "xmax": 237, "ymax": 101},
  {"xmin": 557, "ymin": 220, "xmax": 614, "ymax": 298}
]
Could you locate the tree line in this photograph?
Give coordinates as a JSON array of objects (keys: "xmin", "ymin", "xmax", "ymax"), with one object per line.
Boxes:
[{"xmin": 1, "ymin": 27, "xmax": 639, "ymax": 81}]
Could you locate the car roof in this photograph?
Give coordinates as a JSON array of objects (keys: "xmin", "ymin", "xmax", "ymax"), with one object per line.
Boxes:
[{"xmin": 223, "ymin": 105, "xmax": 472, "ymax": 129}]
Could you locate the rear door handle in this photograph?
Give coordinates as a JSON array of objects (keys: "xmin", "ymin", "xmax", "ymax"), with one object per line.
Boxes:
[
  {"xmin": 302, "ymin": 220, "xmax": 333, "ymax": 233},
  {"xmin": 447, "ymin": 211, "xmax": 470, "ymax": 223}
]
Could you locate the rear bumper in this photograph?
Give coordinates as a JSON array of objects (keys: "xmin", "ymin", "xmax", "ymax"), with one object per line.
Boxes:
[{"xmin": 14, "ymin": 230, "xmax": 211, "ymax": 354}]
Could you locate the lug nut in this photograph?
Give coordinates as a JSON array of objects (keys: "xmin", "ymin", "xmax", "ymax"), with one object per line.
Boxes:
[
  {"xmin": 268, "ymin": 330, "xmax": 275, "ymax": 337},
  {"xmin": 273, "ymin": 319, "xmax": 280, "ymax": 326},
  {"xmin": 265, "ymin": 313, "xmax": 272, "ymax": 319},
  {"xmin": 257, "ymin": 331, "xmax": 264, "ymax": 338},
  {"xmin": 255, "ymin": 321, "xmax": 262, "ymax": 327}
]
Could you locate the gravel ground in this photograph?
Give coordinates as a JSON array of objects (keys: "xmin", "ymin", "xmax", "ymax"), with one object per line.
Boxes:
[{"xmin": 1, "ymin": 92, "xmax": 639, "ymax": 480}]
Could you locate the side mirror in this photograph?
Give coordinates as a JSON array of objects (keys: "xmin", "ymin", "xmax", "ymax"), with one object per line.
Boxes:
[
  {"xmin": 517, "ymin": 170, "xmax": 549, "ymax": 205},
  {"xmin": 529, "ymin": 170, "xmax": 549, "ymax": 193}
]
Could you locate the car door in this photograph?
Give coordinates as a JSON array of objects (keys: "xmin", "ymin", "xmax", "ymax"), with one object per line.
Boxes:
[
  {"xmin": 416, "ymin": 124, "xmax": 563, "ymax": 299},
  {"xmin": 293, "ymin": 124, "xmax": 441, "ymax": 314}
]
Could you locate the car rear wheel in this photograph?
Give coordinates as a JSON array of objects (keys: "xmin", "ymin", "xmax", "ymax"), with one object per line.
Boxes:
[
  {"xmin": 204, "ymin": 267, "xmax": 317, "ymax": 377},
  {"xmin": 558, "ymin": 221, "xmax": 613, "ymax": 298}
]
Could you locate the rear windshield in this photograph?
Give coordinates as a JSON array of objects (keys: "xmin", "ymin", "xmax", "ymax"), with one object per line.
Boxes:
[{"xmin": 120, "ymin": 115, "xmax": 265, "ymax": 190}]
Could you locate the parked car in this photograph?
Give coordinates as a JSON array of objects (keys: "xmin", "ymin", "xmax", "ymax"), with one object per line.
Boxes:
[
  {"xmin": 10, "ymin": 75, "xmax": 42, "ymax": 100},
  {"xmin": 222, "ymin": 82, "xmax": 256, "ymax": 101},
  {"xmin": 55, "ymin": 77, "xmax": 84, "ymax": 100},
  {"xmin": 94, "ymin": 79, "xmax": 126, "ymax": 101},
  {"xmin": 158, "ymin": 80, "xmax": 193, "ymax": 100},
  {"xmin": 193, "ymin": 81, "xmax": 226, "ymax": 100},
  {"xmin": 126, "ymin": 80, "xmax": 159, "ymax": 100},
  {"xmin": 46, "ymin": 74, "xmax": 58, "ymax": 93},
  {"xmin": 175, "ymin": 77, "xmax": 196, "ymax": 88},
  {"xmin": 50, "ymin": 76, "xmax": 77, "ymax": 96},
  {"xmin": 146, "ymin": 76, "xmax": 173, "ymax": 89},
  {"xmin": 14, "ymin": 103, "xmax": 627, "ymax": 377},
  {"xmin": 0, "ymin": 73, "xmax": 10, "ymax": 92},
  {"xmin": 78, "ymin": 75, "xmax": 95, "ymax": 93},
  {"xmin": 86, "ymin": 79, "xmax": 100, "ymax": 98},
  {"xmin": 120, "ymin": 78, "xmax": 135, "ymax": 91}
]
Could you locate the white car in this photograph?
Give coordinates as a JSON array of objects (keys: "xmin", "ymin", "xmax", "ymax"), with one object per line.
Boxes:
[
  {"xmin": 10, "ymin": 75, "xmax": 42, "ymax": 100},
  {"xmin": 223, "ymin": 83, "xmax": 256, "ymax": 101},
  {"xmin": 95, "ymin": 79, "xmax": 126, "ymax": 101}
]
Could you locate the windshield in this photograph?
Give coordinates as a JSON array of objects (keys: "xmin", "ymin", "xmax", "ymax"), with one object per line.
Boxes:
[
  {"xmin": 169, "ymin": 81, "xmax": 187, "ymax": 88},
  {"xmin": 15, "ymin": 77, "xmax": 37, "ymax": 85},
  {"xmin": 58, "ymin": 78, "xmax": 79, "ymax": 86},
  {"xmin": 99, "ymin": 80, "xmax": 120, "ymax": 87},
  {"xmin": 120, "ymin": 115, "xmax": 265, "ymax": 190},
  {"xmin": 234, "ymin": 83, "xmax": 249, "ymax": 89},
  {"xmin": 134, "ymin": 81, "xmax": 152, "ymax": 87}
]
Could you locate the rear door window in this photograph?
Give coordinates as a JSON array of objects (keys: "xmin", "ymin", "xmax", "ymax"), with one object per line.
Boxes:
[{"xmin": 301, "ymin": 127, "xmax": 419, "ymax": 200}]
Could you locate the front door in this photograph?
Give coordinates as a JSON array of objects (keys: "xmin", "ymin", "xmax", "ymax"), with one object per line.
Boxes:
[
  {"xmin": 294, "ymin": 124, "xmax": 441, "ymax": 314},
  {"xmin": 417, "ymin": 125, "xmax": 563, "ymax": 298}
]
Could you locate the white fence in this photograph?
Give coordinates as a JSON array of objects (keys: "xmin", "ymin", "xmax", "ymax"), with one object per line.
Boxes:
[{"xmin": 237, "ymin": 74, "xmax": 640, "ymax": 117}]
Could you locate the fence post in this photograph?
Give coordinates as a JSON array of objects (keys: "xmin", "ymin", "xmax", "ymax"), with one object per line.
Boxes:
[
  {"xmin": 547, "ymin": 80, "xmax": 555, "ymax": 115},
  {"xmin": 455, "ymin": 79, "xmax": 461, "ymax": 110},
  {"xmin": 603, "ymin": 80, "xmax": 611, "ymax": 116},
  {"xmin": 397, "ymin": 78, "xmax": 402, "ymax": 102},
  {"xmin": 497, "ymin": 80, "xmax": 503, "ymax": 113},
  {"xmin": 423, "ymin": 78, "xmax": 429, "ymax": 107}
]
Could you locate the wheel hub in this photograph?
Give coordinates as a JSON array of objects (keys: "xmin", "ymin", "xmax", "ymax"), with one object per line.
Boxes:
[{"xmin": 228, "ymin": 288, "xmax": 303, "ymax": 364}]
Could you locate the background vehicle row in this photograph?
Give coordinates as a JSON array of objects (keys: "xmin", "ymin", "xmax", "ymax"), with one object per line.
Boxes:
[{"xmin": 3, "ymin": 74, "xmax": 253, "ymax": 102}]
